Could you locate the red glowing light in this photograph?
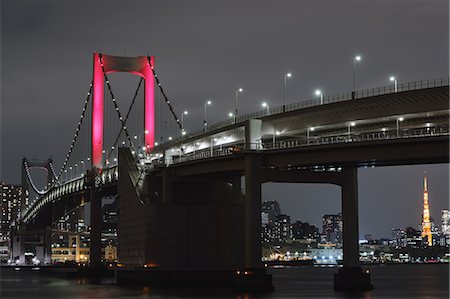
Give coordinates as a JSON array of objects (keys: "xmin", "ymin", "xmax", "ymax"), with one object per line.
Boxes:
[{"xmin": 91, "ymin": 53, "xmax": 155, "ymax": 168}]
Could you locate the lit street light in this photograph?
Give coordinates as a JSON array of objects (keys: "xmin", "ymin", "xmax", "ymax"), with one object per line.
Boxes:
[
  {"xmin": 390, "ymin": 76, "xmax": 398, "ymax": 92},
  {"xmin": 262, "ymin": 102, "xmax": 269, "ymax": 114},
  {"xmin": 235, "ymin": 88, "xmax": 243, "ymax": 122},
  {"xmin": 307, "ymin": 127, "xmax": 314, "ymax": 144},
  {"xmin": 315, "ymin": 89, "xmax": 323, "ymax": 105},
  {"xmin": 181, "ymin": 110, "xmax": 188, "ymax": 132},
  {"xmin": 353, "ymin": 55, "xmax": 362, "ymax": 98},
  {"xmin": 348, "ymin": 121, "xmax": 356, "ymax": 138},
  {"xmin": 204, "ymin": 100, "xmax": 212, "ymax": 131},
  {"xmin": 396, "ymin": 116, "xmax": 404, "ymax": 138},
  {"xmin": 228, "ymin": 112, "xmax": 234, "ymax": 119},
  {"xmin": 284, "ymin": 73, "xmax": 292, "ymax": 112}
]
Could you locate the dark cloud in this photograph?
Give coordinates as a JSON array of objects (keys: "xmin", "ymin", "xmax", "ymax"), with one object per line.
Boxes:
[{"xmin": 1, "ymin": 0, "xmax": 448, "ymax": 237}]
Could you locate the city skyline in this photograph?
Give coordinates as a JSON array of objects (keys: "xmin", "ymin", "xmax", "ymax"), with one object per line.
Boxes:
[{"xmin": 1, "ymin": 0, "xmax": 449, "ymax": 243}]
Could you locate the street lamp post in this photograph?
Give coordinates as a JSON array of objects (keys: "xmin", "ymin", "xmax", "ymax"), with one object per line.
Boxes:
[
  {"xmin": 284, "ymin": 73, "xmax": 292, "ymax": 112},
  {"xmin": 390, "ymin": 76, "xmax": 398, "ymax": 92},
  {"xmin": 396, "ymin": 117, "xmax": 404, "ymax": 138},
  {"xmin": 235, "ymin": 88, "xmax": 243, "ymax": 123},
  {"xmin": 352, "ymin": 55, "xmax": 362, "ymax": 98},
  {"xmin": 307, "ymin": 127, "xmax": 314, "ymax": 144},
  {"xmin": 315, "ymin": 90, "xmax": 323, "ymax": 105},
  {"xmin": 262, "ymin": 102, "xmax": 269, "ymax": 115},
  {"xmin": 204, "ymin": 100, "xmax": 212, "ymax": 132},
  {"xmin": 348, "ymin": 122, "xmax": 356, "ymax": 139},
  {"xmin": 181, "ymin": 110, "xmax": 188, "ymax": 133}
]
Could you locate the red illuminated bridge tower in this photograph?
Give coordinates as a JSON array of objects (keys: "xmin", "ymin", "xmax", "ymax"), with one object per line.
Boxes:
[{"xmin": 92, "ymin": 53, "xmax": 155, "ymax": 169}]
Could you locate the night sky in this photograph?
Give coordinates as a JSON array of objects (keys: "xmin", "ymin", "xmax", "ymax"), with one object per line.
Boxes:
[{"xmin": 1, "ymin": 0, "xmax": 448, "ymax": 238}]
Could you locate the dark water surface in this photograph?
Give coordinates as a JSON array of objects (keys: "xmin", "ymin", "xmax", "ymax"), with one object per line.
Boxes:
[{"xmin": 1, "ymin": 264, "xmax": 448, "ymax": 298}]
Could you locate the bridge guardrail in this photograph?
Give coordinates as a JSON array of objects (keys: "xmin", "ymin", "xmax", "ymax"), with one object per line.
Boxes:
[
  {"xmin": 158, "ymin": 77, "xmax": 448, "ymax": 149},
  {"xmin": 169, "ymin": 125, "xmax": 449, "ymax": 164}
]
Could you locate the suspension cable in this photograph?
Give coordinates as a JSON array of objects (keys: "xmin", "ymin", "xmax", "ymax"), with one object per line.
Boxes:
[
  {"xmin": 106, "ymin": 77, "xmax": 144, "ymax": 162},
  {"xmin": 55, "ymin": 81, "xmax": 93, "ymax": 183},
  {"xmin": 146, "ymin": 56, "xmax": 183, "ymax": 132},
  {"xmin": 99, "ymin": 54, "xmax": 137, "ymax": 157}
]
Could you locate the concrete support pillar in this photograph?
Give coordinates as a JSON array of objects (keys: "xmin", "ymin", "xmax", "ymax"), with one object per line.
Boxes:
[
  {"xmin": 244, "ymin": 155, "xmax": 262, "ymax": 268},
  {"xmin": 162, "ymin": 169, "xmax": 173, "ymax": 204},
  {"xmin": 245, "ymin": 119, "xmax": 262, "ymax": 150},
  {"xmin": 231, "ymin": 177, "xmax": 242, "ymax": 203},
  {"xmin": 341, "ymin": 167, "xmax": 360, "ymax": 268},
  {"xmin": 334, "ymin": 166, "xmax": 373, "ymax": 291},
  {"xmin": 89, "ymin": 189, "xmax": 102, "ymax": 268}
]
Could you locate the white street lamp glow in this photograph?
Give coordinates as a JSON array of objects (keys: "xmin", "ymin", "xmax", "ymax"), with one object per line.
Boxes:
[
  {"xmin": 350, "ymin": 122, "xmax": 356, "ymax": 126},
  {"xmin": 262, "ymin": 102, "xmax": 267, "ymax": 108},
  {"xmin": 283, "ymin": 73, "xmax": 292, "ymax": 111},
  {"xmin": 154, "ymin": 142, "xmax": 158, "ymax": 146},
  {"xmin": 390, "ymin": 76, "xmax": 398, "ymax": 92},
  {"xmin": 183, "ymin": 111, "xmax": 188, "ymax": 115},
  {"xmin": 168, "ymin": 136, "xmax": 173, "ymax": 141},
  {"xmin": 309, "ymin": 127, "xmax": 315, "ymax": 131},
  {"xmin": 315, "ymin": 90, "xmax": 322, "ymax": 96},
  {"xmin": 426, "ymin": 122, "xmax": 431, "ymax": 127},
  {"xmin": 238, "ymin": 88, "xmax": 243, "ymax": 92},
  {"xmin": 398, "ymin": 117, "xmax": 404, "ymax": 122},
  {"xmin": 353, "ymin": 55, "xmax": 362, "ymax": 93},
  {"xmin": 275, "ymin": 131, "xmax": 281, "ymax": 135},
  {"xmin": 182, "ymin": 131, "xmax": 186, "ymax": 136},
  {"xmin": 228, "ymin": 112, "xmax": 234, "ymax": 118},
  {"xmin": 206, "ymin": 100, "xmax": 212, "ymax": 105},
  {"xmin": 354, "ymin": 55, "xmax": 361, "ymax": 61}
]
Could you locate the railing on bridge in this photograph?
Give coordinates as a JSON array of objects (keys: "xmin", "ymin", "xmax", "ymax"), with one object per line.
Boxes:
[
  {"xmin": 168, "ymin": 125, "xmax": 449, "ymax": 164},
  {"xmin": 160, "ymin": 77, "xmax": 449, "ymax": 148}
]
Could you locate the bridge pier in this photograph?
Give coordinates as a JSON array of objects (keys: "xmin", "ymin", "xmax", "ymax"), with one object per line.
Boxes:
[
  {"xmin": 241, "ymin": 154, "xmax": 273, "ymax": 291},
  {"xmin": 334, "ymin": 166, "xmax": 373, "ymax": 291},
  {"xmin": 89, "ymin": 188, "xmax": 102, "ymax": 269}
]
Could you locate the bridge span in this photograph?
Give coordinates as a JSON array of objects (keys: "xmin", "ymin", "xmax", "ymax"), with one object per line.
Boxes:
[{"xmin": 18, "ymin": 64, "xmax": 449, "ymax": 292}]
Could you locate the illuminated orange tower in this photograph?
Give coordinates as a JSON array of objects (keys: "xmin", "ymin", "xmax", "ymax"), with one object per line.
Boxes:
[{"xmin": 421, "ymin": 174, "xmax": 432, "ymax": 246}]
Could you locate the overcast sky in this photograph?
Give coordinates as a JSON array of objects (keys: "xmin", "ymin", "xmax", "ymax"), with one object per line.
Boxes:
[{"xmin": 1, "ymin": 0, "xmax": 449, "ymax": 238}]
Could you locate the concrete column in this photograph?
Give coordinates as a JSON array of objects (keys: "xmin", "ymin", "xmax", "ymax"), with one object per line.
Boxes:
[
  {"xmin": 245, "ymin": 119, "xmax": 262, "ymax": 150},
  {"xmin": 231, "ymin": 177, "xmax": 242, "ymax": 203},
  {"xmin": 335, "ymin": 166, "xmax": 372, "ymax": 291},
  {"xmin": 162, "ymin": 169, "xmax": 173, "ymax": 204},
  {"xmin": 89, "ymin": 189, "xmax": 102, "ymax": 268},
  {"xmin": 244, "ymin": 155, "xmax": 262, "ymax": 268},
  {"xmin": 341, "ymin": 167, "xmax": 360, "ymax": 268}
]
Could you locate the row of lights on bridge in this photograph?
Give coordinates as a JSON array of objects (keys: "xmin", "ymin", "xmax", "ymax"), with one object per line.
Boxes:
[{"xmin": 177, "ymin": 54, "xmax": 401, "ymax": 137}]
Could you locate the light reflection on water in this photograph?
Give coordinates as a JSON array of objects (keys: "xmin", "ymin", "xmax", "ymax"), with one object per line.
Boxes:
[{"xmin": 0, "ymin": 264, "xmax": 448, "ymax": 298}]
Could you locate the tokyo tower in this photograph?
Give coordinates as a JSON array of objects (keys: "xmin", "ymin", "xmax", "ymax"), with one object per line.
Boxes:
[{"xmin": 421, "ymin": 174, "xmax": 432, "ymax": 246}]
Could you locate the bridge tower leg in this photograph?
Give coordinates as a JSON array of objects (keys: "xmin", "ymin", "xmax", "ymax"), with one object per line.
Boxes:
[
  {"xmin": 334, "ymin": 166, "xmax": 373, "ymax": 291},
  {"xmin": 89, "ymin": 188, "xmax": 102, "ymax": 269}
]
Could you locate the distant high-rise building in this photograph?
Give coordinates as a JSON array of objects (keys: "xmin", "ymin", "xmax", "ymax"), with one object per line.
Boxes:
[
  {"xmin": 421, "ymin": 174, "xmax": 432, "ymax": 246},
  {"xmin": 274, "ymin": 214, "xmax": 291, "ymax": 242},
  {"xmin": 291, "ymin": 220, "xmax": 319, "ymax": 240},
  {"xmin": 322, "ymin": 213, "xmax": 342, "ymax": 245},
  {"xmin": 391, "ymin": 228, "xmax": 406, "ymax": 247},
  {"xmin": 261, "ymin": 201, "xmax": 281, "ymax": 224},
  {"xmin": 442, "ymin": 209, "xmax": 450, "ymax": 235},
  {"xmin": 0, "ymin": 183, "xmax": 26, "ymax": 240}
]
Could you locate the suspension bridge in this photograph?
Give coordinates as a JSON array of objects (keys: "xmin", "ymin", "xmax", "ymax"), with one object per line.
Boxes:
[{"xmin": 15, "ymin": 52, "xmax": 449, "ymax": 291}]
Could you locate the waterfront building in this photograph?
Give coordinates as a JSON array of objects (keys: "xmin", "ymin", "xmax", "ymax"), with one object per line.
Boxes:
[
  {"xmin": 0, "ymin": 183, "xmax": 27, "ymax": 241},
  {"xmin": 262, "ymin": 201, "xmax": 281, "ymax": 224},
  {"xmin": 291, "ymin": 220, "xmax": 319, "ymax": 240},
  {"xmin": 322, "ymin": 213, "xmax": 342, "ymax": 245},
  {"xmin": 274, "ymin": 214, "xmax": 291, "ymax": 242},
  {"xmin": 442, "ymin": 209, "xmax": 450, "ymax": 235}
]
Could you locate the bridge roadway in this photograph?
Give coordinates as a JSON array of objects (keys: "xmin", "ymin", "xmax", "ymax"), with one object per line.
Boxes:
[
  {"xmin": 22, "ymin": 83, "xmax": 449, "ymax": 227},
  {"xmin": 19, "ymin": 80, "xmax": 449, "ymax": 291}
]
